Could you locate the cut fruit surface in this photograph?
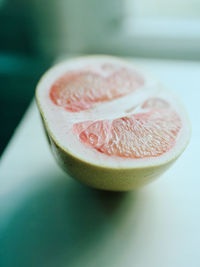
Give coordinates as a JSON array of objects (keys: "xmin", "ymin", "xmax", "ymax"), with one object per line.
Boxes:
[
  {"xmin": 36, "ymin": 55, "xmax": 190, "ymax": 190},
  {"xmin": 73, "ymin": 98, "xmax": 182, "ymax": 159},
  {"xmin": 50, "ymin": 64, "xmax": 144, "ymax": 112}
]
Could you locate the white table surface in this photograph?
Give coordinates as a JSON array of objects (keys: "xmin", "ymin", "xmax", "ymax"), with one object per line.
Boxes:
[{"xmin": 0, "ymin": 58, "xmax": 200, "ymax": 267}]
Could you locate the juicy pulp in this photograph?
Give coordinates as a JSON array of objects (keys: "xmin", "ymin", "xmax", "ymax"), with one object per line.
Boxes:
[
  {"xmin": 73, "ymin": 98, "xmax": 181, "ymax": 159},
  {"xmin": 50, "ymin": 64, "xmax": 144, "ymax": 112}
]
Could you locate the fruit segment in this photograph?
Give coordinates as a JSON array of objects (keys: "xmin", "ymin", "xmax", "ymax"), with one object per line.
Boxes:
[
  {"xmin": 73, "ymin": 98, "xmax": 182, "ymax": 159},
  {"xmin": 50, "ymin": 65, "xmax": 144, "ymax": 112}
]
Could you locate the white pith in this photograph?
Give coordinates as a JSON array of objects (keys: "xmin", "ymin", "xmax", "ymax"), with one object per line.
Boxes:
[{"xmin": 36, "ymin": 56, "xmax": 190, "ymax": 168}]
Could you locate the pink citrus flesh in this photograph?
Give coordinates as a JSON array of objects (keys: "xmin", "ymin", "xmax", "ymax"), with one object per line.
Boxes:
[
  {"xmin": 50, "ymin": 64, "xmax": 144, "ymax": 112},
  {"xmin": 73, "ymin": 98, "xmax": 181, "ymax": 159},
  {"xmin": 49, "ymin": 64, "xmax": 182, "ymax": 159}
]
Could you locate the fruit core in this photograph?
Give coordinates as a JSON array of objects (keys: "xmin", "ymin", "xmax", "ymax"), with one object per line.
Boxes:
[{"xmin": 49, "ymin": 63, "xmax": 182, "ymax": 159}]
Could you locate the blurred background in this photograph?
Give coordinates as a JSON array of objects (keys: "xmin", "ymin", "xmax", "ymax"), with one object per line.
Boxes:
[{"xmin": 0, "ymin": 0, "xmax": 200, "ymax": 155}]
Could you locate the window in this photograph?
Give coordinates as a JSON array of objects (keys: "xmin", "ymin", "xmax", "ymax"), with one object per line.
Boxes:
[{"xmin": 119, "ymin": 0, "xmax": 200, "ymax": 59}]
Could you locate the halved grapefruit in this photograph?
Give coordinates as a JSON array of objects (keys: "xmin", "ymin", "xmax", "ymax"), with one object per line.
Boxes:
[{"xmin": 36, "ymin": 56, "xmax": 190, "ymax": 191}]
